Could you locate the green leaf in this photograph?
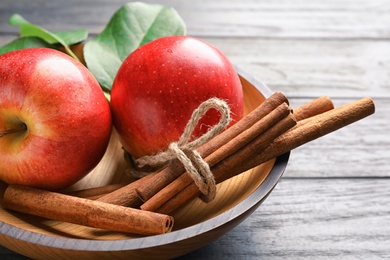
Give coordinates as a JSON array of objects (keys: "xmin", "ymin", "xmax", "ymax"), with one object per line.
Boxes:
[
  {"xmin": 53, "ymin": 30, "xmax": 88, "ymax": 46},
  {"xmin": 84, "ymin": 2, "xmax": 186, "ymax": 92},
  {"xmin": 0, "ymin": 37, "xmax": 52, "ymax": 55},
  {"xmin": 8, "ymin": 14, "xmax": 88, "ymax": 60}
]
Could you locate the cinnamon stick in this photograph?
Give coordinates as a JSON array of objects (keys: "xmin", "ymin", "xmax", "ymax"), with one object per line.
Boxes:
[
  {"xmin": 136, "ymin": 92, "xmax": 289, "ymax": 201},
  {"xmin": 230, "ymin": 97, "xmax": 374, "ymax": 176},
  {"xmin": 136, "ymin": 94, "xmax": 334, "ymax": 204},
  {"xmin": 3, "ymin": 184, "xmax": 174, "ymax": 235},
  {"xmin": 292, "ymin": 96, "xmax": 334, "ymax": 121},
  {"xmin": 154, "ymin": 112, "xmax": 297, "ymax": 213},
  {"xmin": 140, "ymin": 96, "xmax": 333, "ymax": 211},
  {"xmin": 155, "ymin": 97, "xmax": 375, "ymax": 214},
  {"xmin": 141, "ymin": 102, "xmax": 294, "ymax": 211},
  {"xmin": 197, "ymin": 92, "xmax": 290, "ymax": 156},
  {"xmin": 95, "ymin": 171, "xmax": 157, "ymax": 207},
  {"xmin": 66, "ymin": 183, "xmax": 126, "ymax": 199},
  {"xmin": 204, "ymin": 102, "xmax": 292, "ymax": 166}
]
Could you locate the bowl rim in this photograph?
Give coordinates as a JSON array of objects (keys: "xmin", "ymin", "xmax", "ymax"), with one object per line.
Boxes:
[{"xmin": 0, "ymin": 66, "xmax": 289, "ymax": 252}]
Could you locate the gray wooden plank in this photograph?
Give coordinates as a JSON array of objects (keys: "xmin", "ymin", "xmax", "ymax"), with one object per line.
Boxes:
[
  {"xmin": 0, "ymin": 0, "xmax": 389, "ymax": 38},
  {"xmin": 179, "ymin": 178, "xmax": 390, "ymax": 259},
  {"xmin": 205, "ymin": 38, "xmax": 390, "ymax": 98}
]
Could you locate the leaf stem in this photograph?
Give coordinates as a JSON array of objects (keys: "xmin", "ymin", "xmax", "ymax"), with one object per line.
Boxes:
[{"xmin": 62, "ymin": 45, "xmax": 79, "ymax": 61}]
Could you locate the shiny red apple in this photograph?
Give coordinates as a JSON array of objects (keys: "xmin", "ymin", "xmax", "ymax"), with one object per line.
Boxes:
[
  {"xmin": 110, "ymin": 36, "xmax": 244, "ymax": 159},
  {"xmin": 0, "ymin": 48, "xmax": 112, "ymax": 190}
]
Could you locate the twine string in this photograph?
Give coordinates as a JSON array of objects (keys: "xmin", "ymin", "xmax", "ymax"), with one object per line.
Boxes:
[{"xmin": 135, "ymin": 98, "xmax": 231, "ymax": 201}]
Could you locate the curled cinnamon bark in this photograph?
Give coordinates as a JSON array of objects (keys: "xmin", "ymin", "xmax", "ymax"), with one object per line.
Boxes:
[
  {"xmin": 141, "ymin": 102, "xmax": 295, "ymax": 211},
  {"xmin": 154, "ymin": 97, "xmax": 374, "ymax": 214},
  {"xmin": 3, "ymin": 184, "xmax": 174, "ymax": 235},
  {"xmin": 141, "ymin": 95, "xmax": 334, "ymax": 211}
]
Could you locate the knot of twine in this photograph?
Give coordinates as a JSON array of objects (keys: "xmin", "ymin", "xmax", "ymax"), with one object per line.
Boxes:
[{"xmin": 136, "ymin": 98, "xmax": 231, "ymax": 202}]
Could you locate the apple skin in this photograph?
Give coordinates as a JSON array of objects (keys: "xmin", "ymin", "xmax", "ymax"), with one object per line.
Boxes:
[
  {"xmin": 0, "ymin": 48, "xmax": 112, "ymax": 190},
  {"xmin": 110, "ymin": 36, "xmax": 244, "ymax": 159}
]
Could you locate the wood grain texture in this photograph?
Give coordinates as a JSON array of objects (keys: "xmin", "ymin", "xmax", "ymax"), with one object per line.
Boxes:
[
  {"xmin": 206, "ymin": 39, "xmax": 390, "ymax": 98},
  {"xmin": 0, "ymin": 0, "xmax": 389, "ymax": 259},
  {"xmin": 181, "ymin": 178, "xmax": 390, "ymax": 259},
  {"xmin": 1, "ymin": 0, "xmax": 389, "ymax": 38}
]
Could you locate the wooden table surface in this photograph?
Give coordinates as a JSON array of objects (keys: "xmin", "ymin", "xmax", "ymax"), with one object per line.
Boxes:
[{"xmin": 1, "ymin": 0, "xmax": 389, "ymax": 259}]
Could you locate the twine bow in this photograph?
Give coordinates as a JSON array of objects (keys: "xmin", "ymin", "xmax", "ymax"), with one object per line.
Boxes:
[{"xmin": 135, "ymin": 98, "xmax": 231, "ymax": 201}]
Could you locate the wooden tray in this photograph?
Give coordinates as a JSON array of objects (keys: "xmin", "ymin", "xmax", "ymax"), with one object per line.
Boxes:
[{"xmin": 0, "ymin": 67, "xmax": 289, "ymax": 259}]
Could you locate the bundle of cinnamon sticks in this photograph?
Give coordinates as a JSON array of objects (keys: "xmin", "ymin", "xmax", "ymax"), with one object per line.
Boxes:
[{"xmin": 2, "ymin": 92, "xmax": 375, "ymax": 235}]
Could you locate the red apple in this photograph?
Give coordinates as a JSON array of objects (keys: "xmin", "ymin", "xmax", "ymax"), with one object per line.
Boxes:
[
  {"xmin": 0, "ymin": 48, "xmax": 112, "ymax": 190},
  {"xmin": 110, "ymin": 36, "xmax": 244, "ymax": 159}
]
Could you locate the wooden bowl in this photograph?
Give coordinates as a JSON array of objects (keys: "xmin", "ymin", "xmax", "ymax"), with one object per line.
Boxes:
[{"xmin": 0, "ymin": 67, "xmax": 289, "ymax": 259}]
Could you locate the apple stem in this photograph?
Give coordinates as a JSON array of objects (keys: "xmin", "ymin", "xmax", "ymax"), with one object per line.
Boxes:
[{"xmin": 0, "ymin": 124, "xmax": 27, "ymax": 137}]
